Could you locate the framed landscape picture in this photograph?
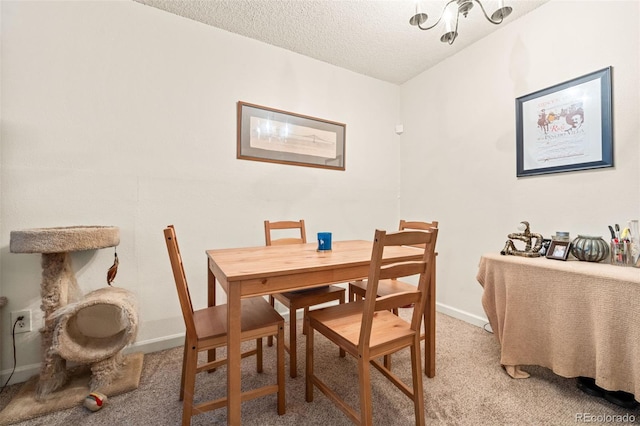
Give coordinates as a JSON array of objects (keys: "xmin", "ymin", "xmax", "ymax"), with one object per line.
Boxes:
[
  {"xmin": 515, "ymin": 67, "xmax": 613, "ymax": 177},
  {"xmin": 237, "ymin": 101, "xmax": 346, "ymax": 171}
]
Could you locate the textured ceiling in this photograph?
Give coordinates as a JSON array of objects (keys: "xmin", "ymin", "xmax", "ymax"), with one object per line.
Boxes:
[{"xmin": 134, "ymin": 0, "xmax": 550, "ymax": 85}]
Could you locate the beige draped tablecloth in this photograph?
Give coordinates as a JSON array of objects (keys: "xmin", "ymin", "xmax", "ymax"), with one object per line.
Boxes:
[{"xmin": 477, "ymin": 252, "xmax": 640, "ymax": 397}]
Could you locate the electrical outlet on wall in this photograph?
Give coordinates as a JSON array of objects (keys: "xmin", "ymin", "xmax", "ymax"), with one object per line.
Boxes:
[{"xmin": 11, "ymin": 310, "xmax": 32, "ymax": 334}]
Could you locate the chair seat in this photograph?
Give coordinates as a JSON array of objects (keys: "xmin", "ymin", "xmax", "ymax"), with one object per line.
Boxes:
[
  {"xmin": 307, "ymin": 301, "xmax": 415, "ymax": 358},
  {"xmin": 275, "ymin": 285, "xmax": 344, "ymax": 308},
  {"xmin": 194, "ymin": 297, "xmax": 284, "ymax": 346}
]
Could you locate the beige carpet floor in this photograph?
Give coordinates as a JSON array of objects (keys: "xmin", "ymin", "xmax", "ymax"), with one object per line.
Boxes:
[{"xmin": 0, "ymin": 311, "xmax": 636, "ymax": 425}]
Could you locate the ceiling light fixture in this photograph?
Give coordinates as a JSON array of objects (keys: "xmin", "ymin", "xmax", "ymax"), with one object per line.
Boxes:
[{"xmin": 410, "ymin": 0, "xmax": 512, "ymax": 45}]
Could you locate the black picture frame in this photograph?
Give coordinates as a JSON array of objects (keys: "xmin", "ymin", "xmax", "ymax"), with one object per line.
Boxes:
[
  {"xmin": 237, "ymin": 101, "xmax": 346, "ymax": 171},
  {"xmin": 546, "ymin": 240, "xmax": 571, "ymax": 261},
  {"xmin": 516, "ymin": 67, "xmax": 613, "ymax": 177}
]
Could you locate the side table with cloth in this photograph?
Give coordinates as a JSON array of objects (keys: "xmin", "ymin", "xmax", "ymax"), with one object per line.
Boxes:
[{"xmin": 476, "ymin": 252, "xmax": 640, "ymax": 399}]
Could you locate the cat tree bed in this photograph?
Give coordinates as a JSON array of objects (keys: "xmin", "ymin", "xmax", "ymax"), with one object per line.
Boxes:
[{"xmin": 8, "ymin": 226, "xmax": 141, "ymax": 409}]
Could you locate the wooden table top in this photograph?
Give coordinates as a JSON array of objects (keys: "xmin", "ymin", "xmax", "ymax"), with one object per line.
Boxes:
[{"xmin": 207, "ymin": 240, "xmax": 423, "ymax": 282}]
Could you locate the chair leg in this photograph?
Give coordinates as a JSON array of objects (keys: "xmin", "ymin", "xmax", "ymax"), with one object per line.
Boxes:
[
  {"xmin": 358, "ymin": 354, "xmax": 373, "ymax": 426},
  {"xmin": 302, "ymin": 307, "xmax": 309, "ymax": 335},
  {"xmin": 410, "ymin": 340, "xmax": 426, "ymax": 426},
  {"xmin": 289, "ymin": 307, "xmax": 297, "ymax": 378},
  {"xmin": 351, "ymin": 281, "xmax": 365, "ymax": 302},
  {"xmin": 179, "ymin": 341, "xmax": 188, "ymax": 401},
  {"xmin": 383, "ymin": 354, "xmax": 391, "ymax": 370},
  {"xmin": 276, "ymin": 324, "xmax": 286, "ymax": 415},
  {"xmin": 423, "ymin": 306, "xmax": 430, "ymax": 377},
  {"xmin": 305, "ymin": 320, "xmax": 314, "ymax": 402},
  {"xmin": 181, "ymin": 346, "xmax": 198, "ymax": 426},
  {"xmin": 383, "ymin": 308, "xmax": 399, "ymax": 370},
  {"xmin": 268, "ymin": 295, "xmax": 276, "ymax": 347},
  {"xmin": 339, "ymin": 296, "xmax": 346, "ymax": 358},
  {"xmin": 257, "ymin": 337, "xmax": 263, "ymax": 373}
]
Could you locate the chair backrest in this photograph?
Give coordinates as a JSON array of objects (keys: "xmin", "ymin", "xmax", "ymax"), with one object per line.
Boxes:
[
  {"xmin": 359, "ymin": 228, "xmax": 438, "ymax": 349},
  {"xmin": 164, "ymin": 225, "xmax": 197, "ymax": 338},
  {"xmin": 399, "ymin": 220, "xmax": 439, "ymax": 249},
  {"xmin": 264, "ymin": 220, "xmax": 307, "ymax": 246}
]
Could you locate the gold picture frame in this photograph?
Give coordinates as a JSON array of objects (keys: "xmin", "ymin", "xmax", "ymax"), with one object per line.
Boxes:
[{"xmin": 237, "ymin": 101, "xmax": 346, "ymax": 171}]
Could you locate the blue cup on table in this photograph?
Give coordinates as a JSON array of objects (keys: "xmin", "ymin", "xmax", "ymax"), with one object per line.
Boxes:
[{"xmin": 317, "ymin": 232, "xmax": 332, "ymax": 251}]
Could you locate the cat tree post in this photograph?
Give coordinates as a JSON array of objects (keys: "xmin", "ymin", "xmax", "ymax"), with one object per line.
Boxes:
[{"xmin": 9, "ymin": 226, "xmax": 132, "ymax": 399}]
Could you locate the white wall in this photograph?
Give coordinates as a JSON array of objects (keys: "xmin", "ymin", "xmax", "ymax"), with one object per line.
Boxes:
[
  {"xmin": 2, "ymin": 0, "xmax": 639, "ymax": 385},
  {"xmin": 400, "ymin": 0, "xmax": 640, "ymax": 324},
  {"xmin": 0, "ymin": 0, "xmax": 401, "ymax": 382}
]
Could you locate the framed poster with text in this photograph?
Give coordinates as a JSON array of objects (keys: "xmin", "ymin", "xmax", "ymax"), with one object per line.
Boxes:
[{"xmin": 516, "ymin": 67, "xmax": 613, "ymax": 177}]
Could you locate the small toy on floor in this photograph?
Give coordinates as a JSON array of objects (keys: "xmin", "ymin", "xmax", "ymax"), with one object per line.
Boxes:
[{"xmin": 84, "ymin": 392, "xmax": 108, "ymax": 412}]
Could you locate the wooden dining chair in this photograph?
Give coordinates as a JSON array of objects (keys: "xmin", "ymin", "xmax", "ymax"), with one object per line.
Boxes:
[
  {"xmin": 264, "ymin": 219, "xmax": 346, "ymax": 378},
  {"xmin": 348, "ymin": 219, "xmax": 438, "ymax": 374},
  {"xmin": 305, "ymin": 228, "xmax": 438, "ymax": 425},
  {"xmin": 163, "ymin": 225, "xmax": 285, "ymax": 425}
]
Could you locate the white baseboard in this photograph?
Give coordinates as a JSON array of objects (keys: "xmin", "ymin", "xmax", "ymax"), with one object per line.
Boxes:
[
  {"xmin": 123, "ymin": 333, "xmax": 185, "ymax": 356},
  {"xmin": 436, "ymin": 302, "xmax": 489, "ymax": 328},
  {"xmin": 1, "ymin": 306, "xmax": 488, "ymax": 386},
  {"xmin": 0, "ymin": 362, "xmax": 42, "ymax": 388},
  {"xmin": 0, "ymin": 333, "xmax": 186, "ymax": 387}
]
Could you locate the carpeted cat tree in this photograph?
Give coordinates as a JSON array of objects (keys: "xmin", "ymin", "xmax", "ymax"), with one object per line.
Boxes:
[{"xmin": 1, "ymin": 226, "xmax": 143, "ymax": 423}]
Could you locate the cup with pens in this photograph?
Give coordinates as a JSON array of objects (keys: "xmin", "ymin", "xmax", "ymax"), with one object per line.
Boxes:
[
  {"xmin": 608, "ymin": 223, "xmax": 632, "ymax": 266},
  {"xmin": 629, "ymin": 220, "xmax": 640, "ymax": 267}
]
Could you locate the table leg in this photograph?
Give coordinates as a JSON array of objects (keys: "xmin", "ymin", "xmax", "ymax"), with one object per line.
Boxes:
[
  {"xmin": 425, "ymin": 256, "xmax": 436, "ymax": 377},
  {"xmin": 207, "ymin": 266, "xmax": 217, "ymax": 366},
  {"xmin": 227, "ymin": 284, "xmax": 242, "ymax": 425}
]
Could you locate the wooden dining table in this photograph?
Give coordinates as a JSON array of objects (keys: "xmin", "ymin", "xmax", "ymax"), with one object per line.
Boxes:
[{"xmin": 206, "ymin": 239, "xmax": 436, "ymax": 425}]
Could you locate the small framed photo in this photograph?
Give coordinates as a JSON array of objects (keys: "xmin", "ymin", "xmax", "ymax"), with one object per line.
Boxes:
[{"xmin": 546, "ymin": 240, "xmax": 571, "ymax": 261}]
